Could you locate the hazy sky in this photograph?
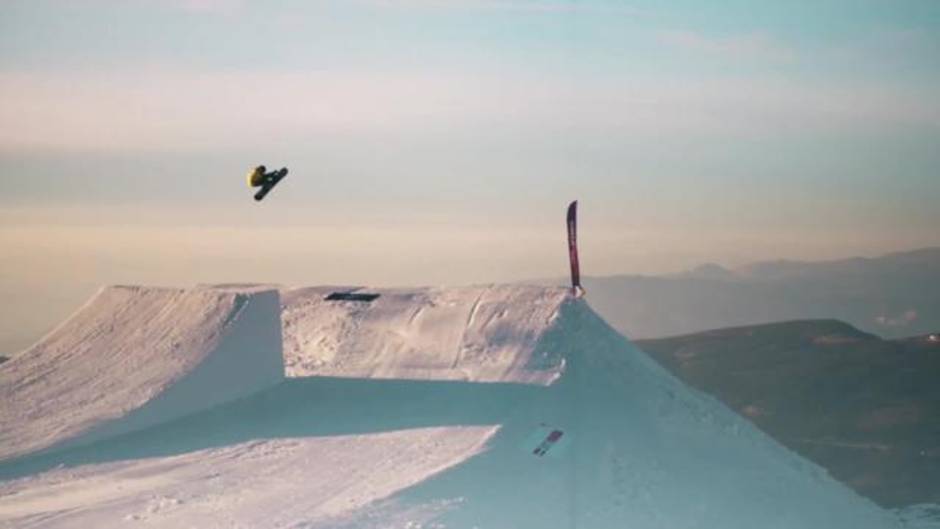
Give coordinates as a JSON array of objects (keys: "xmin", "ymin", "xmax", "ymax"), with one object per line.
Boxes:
[{"xmin": 2, "ymin": 0, "xmax": 940, "ymax": 351}]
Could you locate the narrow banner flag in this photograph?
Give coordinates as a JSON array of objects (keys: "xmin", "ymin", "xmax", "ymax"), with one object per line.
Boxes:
[{"xmin": 567, "ymin": 200, "xmax": 581, "ymax": 293}]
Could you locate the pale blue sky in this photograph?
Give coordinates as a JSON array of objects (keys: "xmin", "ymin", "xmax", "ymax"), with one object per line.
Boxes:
[
  {"xmin": 3, "ymin": 1, "xmax": 939, "ymax": 213},
  {"xmin": 1, "ymin": 0, "xmax": 939, "ymax": 351}
]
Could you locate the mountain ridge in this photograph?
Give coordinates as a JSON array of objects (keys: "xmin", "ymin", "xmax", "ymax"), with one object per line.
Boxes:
[
  {"xmin": 636, "ymin": 318, "xmax": 940, "ymax": 508},
  {"xmin": 581, "ymin": 246, "xmax": 940, "ymax": 340}
]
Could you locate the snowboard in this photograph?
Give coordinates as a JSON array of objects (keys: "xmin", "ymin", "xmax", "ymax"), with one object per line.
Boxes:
[
  {"xmin": 533, "ymin": 429, "xmax": 565, "ymax": 456},
  {"xmin": 254, "ymin": 168, "xmax": 288, "ymax": 201}
]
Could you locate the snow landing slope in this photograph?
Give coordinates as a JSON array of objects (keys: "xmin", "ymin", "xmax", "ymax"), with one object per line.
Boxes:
[
  {"xmin": 0, "ymin": 285, "xmax": 284, "ymax": 462},
  {"xmin": 0, "ymin": 285, "xmax": 900, "ymax": 528}
]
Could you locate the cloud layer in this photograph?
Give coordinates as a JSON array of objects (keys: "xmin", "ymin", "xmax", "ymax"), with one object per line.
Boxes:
[{"xmin": 2, "ymin": 69, "xmax": 936, "ymax": 154}]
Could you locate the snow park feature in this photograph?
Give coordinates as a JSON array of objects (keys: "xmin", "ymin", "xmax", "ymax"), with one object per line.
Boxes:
[
  {"xmin": 0, "ymin": 284, "xmax": 905, "ymax": 528},
  {"xmin": 0, "ymin": 285, "xmax": 284, "ymax": 463}
]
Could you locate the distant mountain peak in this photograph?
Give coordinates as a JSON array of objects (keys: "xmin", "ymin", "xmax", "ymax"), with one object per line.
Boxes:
[
  {"xmin": 644, "ymin": 319, "xmax": 879, "ymax": 344},
  {"xmin": 734, "ymin": 247, "xmax": 940, "ymax": 280},
  {"xmin": 681, "ymin": 263, "xmax": 736, "ymax": 280}
]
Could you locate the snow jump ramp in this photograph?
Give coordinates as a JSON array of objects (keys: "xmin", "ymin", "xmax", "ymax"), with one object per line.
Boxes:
[
  {"xmin": 0, "ymin": 285, "xmax": 284, "ymax": 462},
  {"xmin": 0, "ymin": 285, "xmax": 900, "ymax": 528}
]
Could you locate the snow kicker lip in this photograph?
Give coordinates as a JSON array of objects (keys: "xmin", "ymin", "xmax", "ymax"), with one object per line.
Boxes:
[{"xmin": 0, "ymin": 286, "xmax": 285, "ymax": 463}]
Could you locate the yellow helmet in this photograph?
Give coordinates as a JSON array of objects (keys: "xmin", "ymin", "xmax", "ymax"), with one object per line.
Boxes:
[{"xmin": 246, "ymin": 165, "xmax": 266, "ymax": 188}]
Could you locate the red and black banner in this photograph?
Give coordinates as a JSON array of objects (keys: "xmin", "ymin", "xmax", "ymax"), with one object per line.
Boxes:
[{"xmin": 567, "ymin": 200, "xmax": 581, "ymax": 292}]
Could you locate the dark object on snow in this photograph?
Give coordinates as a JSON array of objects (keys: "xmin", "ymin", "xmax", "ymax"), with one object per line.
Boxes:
[
  {"xmin": 533, "ymin": 429, "xmax": 564, "ymax": 457},
  {"xmin": 246, "ymin": 165, "xmax": 288, "ymax": 201},
  {"xmin": 325, "ymin": 292, "xmax": 380, "ymax": 302}
]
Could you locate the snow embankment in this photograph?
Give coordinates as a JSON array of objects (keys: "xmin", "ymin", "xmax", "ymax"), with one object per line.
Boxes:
[
  {"xmin": 282, "ymin": 285, "xmax": 569, "ymax": 383},
  {"xmin": 324, "ymin": 296, "xmax": 901, "ymax": 529},
  {"xmin": 0, "ymin": 285, "xmax": 284, "ymax": 462},
  {"xmin": 0, "ymin": 285, "xmax": 901, "ymax": 528}
]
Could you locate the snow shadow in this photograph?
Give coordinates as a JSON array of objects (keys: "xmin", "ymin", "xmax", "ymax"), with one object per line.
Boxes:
[{"xmin": 0, "ymin": 376, "xmax": 547, "ymax": 481}]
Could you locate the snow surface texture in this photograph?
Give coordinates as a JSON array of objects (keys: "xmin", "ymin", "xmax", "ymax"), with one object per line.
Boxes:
[
  {"xmin": 0, "ymin": 285, "xmax": 901, "ymax": 528},
  {"xmin": 0, "ymin": 285, "xmax": 284, "ymax": 462},
  {"xmin": 281, "ymin": 285, "xmax": 569, "ymax": 383}
]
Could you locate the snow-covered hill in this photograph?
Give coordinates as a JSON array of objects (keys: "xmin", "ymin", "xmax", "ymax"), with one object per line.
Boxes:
[
  {"xmin": 0, "ymin": 285, "xmax": 284, "ymax": 462},
  {"xmin": 0, "ymin": 285, "xmax": 900, "ymax": 528}
]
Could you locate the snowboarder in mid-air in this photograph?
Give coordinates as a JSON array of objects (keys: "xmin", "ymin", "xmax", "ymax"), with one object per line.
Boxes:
[{"xmin": 247, "ymin": 165, "xmax": 288, "ymax": 201}]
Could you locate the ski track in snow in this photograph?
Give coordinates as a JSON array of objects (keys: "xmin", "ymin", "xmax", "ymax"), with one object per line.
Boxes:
[
  {"xmin": 451, "ymin": 287, "xmax": 486, "ymax": 371},
  {"xmin": 0, "ymin": 284, "xmax": 905, "ymax": 528}
]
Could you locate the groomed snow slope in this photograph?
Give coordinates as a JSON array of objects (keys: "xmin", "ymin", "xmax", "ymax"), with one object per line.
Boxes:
[
  {"xmin": 0, "ymin": 285, "xmax": 284, "ymax": 462},
  {"xmin": 281, "ymin": 285, "xmax": 569, "ymax": 383},
  {"xmin": 0, "ymin": 285, "xmax": 900, "ymax": 528}
]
